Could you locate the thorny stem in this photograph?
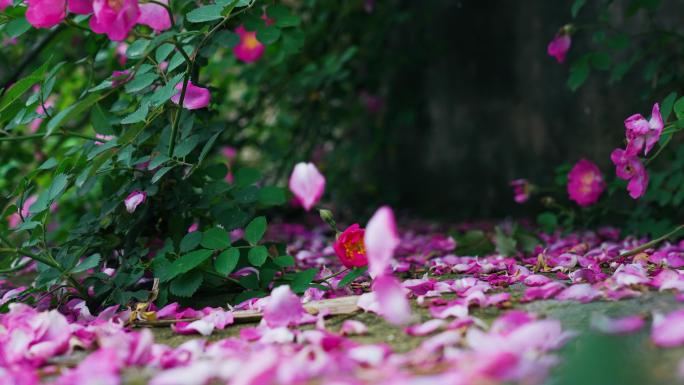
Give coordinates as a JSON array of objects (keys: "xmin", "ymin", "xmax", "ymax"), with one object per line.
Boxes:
[{"xmin": 620, "ymin": 224, "xmax": 684, "ymax": 257}]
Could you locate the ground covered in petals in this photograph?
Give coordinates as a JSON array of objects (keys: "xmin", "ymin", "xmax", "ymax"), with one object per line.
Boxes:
[{"xmin": 3, "ymin": 222, "xmax": 684, "ymax": 385}]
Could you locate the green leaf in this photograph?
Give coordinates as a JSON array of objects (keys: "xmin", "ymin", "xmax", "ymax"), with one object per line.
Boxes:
[
  {"xmin": 571, "ymin": 0, "xmax": 586, "ymax": 17},
  {"xmin": 662, "ymin": 92, "xmax": 678, "ymax": 122},
  {"xmin": 38, "ymin": 158, "xmax": 58, "ymax": 170},
  {"xmin": 45, "ymin": 93, "xmax": 102, "ymax": 136},
  {"xmin": 167, "ymin": 249, "xmax": 213, "ymax": 281},
  {"xmin": 150, "ymin": 73, "xmax": 183, "ymax": 107},
  {"xmin": 125, "ymin": 73, "xmax": 158, "ymax": 93},
  {"xmin": 180, "ymin": 231, "xmax": 203, "ymax": 253},
  {"xmin": 337, "ymin": 266, "xmax": 368, "ymax": 288},
  {"xmin": 91, "ymin": 104, "xmax": 115, "ymax": 135},
  {"xmin": 173, "ymin": 134, "xmax": 200, "ymax": 157},
  {"xmin": 537, "ymin": 212, "xmax": 559, "ymax": 233},
  {"xmin": 590, "ymin": 52, "xmax": 611, "ymax": 71},
  {"xmin": 244, "ymin": 216, "xmax": 267, "ymax": 245},
  {"xmin": 247, "ymin": 246, "xmax": 268, "ymax": 266},
  {"xmin": 186, "ymin": 5, "xmax": 224, "ymax": 23},
  {"xmin": 273, "ymin": 255, "xmax": 295, "ymax": 268},
  {"xmin": 258, "ymin": 187, "xmax": 286, "ymax": 206},
  {"xmin": 0, "ymin": 60, "xmax": 51, "ymax": 113},
  {"xmin": 290, "ymin": 268, "xmax": 318, "ymax": 293},
  {"xmin": 215, "ymin": 248, "xmax": 239, "ymax": 276},
  {"xmin": 673, "ymin": 96, "xmax": 684, "ymax": 120},
  {"xmin": 267, "ymin": 5, "xmax": 300, "ymax": 27},
  {"xmin": 567, "ymin": 58, "xmax": 590, "ymax": 91},
  {"xmin": 235, "ymin": 167, "xmax": 261, "ymax": 186},
  {"xmin": 201, "ymin": 227, "xmax": 231, "ymax": 249},
  {"xmin": 493, "ymin": 227, "xmax": 517, "ymax": 257},
  {"xmin": 151, "ymin": 166, "xmax": 174, "ymax": 183},
  {"xmin": 217, "ymin": 208, "xmax": 249, "ymax": 230},
  {"xmin": 120, "ymin": 101, "xmax": 150, "ymax": 124},
  {"xmin": 126, "ymin": 39, "xmax": 151, "ymax": 59},
  {"xmin": 6, "ymin": 18, "xmax": 31, "ymax": 38},
  {"xmin": 214, "ymin": 30, "xmax": 241, "ymax": 48},
  {"xmin": 71, "ymin": 254, "xmax": 101, "ymax": 273},
  {"xmin": 30, "ymin": 174, "xmax": 69, "ymax": 214},
  {"xmin": 155, "ymin": 43, "xmax": 175, "ymax": 63},
  {"xmin": 256, "ymin": 25, "xmax": 281, "ymax": 45},
  {"xmin": 170, "ymin": 270, "xmax": 204, "ymax": 297},
  {"xmin": 453, "ymin": 230, "xmax": 495, "ymax": 256}
]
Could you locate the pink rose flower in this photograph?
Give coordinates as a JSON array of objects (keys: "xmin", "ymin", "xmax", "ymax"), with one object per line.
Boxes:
[
  {"xmin": 68, "ymin": 0, "xmax": 93, "ymax": 14},
  {"xmin": 509, "ymin": 179, "xmax": 531, "ymax": 204},
  {"xmin": 547, "ymin": 32, "xmax": 571, "ymax": 63},
  {"xmin": 89, "ymin": 0, "xmax": 140, "ymax": 42},
  {"xmin": 624, "ymin": 103, "xmax": 663, "ymax": 156},
  {"xmin": 124, "ymin": 191, "xmax": 147, "ymax": 213},
  {"xmin": 610, "ymin": 148, "xmax": 649, "ymax": 199},
  {"xmin": 566, "ymin": 159, "xmax": 605, "ymax": 207},
  {"xmin": 171, "ymin": 81, "xmax": 211, "ymax": 110},
  {"xmin": 233, "ymin": 25, "xmax": 265, "ymax": 63},
  {"xmin": 333, "ymin": 224, "xmax": 368, "ymax": 268},
  {"xmin": 288, "ymin": 162, "xmax": 325, "ymax": 211},
  {"xmin": 26, "ymin": 0, "xmax": 67, "ymax": 28},
  {"xmin": 137, "ymin": 0, "xmax": 171, "ymax": 32}
]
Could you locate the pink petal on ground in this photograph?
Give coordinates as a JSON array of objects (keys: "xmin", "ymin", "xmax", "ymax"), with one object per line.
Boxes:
[
  {"xmin": 520, "ymin": 281, "xmax": 565, "ymax": 302},
  {"xmin": 590, "ymin": 314, "xmax": 645, "ymax": 334},
  {"xmin": 429, "ymin": 299, "xmax": 469, "ymax": 319},
  {"xmin": 262, "ymin": 285, "xmax": 306, "ymax": 328},
  {"xmin": 555, "ymin": 283, "xmax": 602, "ymax": 303},
  {"xmin": 652, "ymin": 309, "xmax": 684, "ymax": 347},
  {"xmin": 340, "ymin": 320, "xmax": 368, "ymax": 336},
  {"xmin": 365, "ymin": 206, "xmax": 400, "ymax": 278},
  {"xmin": 405, "ymin": 319, "xmax": 445, "ymax": 336},
  {"xmin": 372, "ymin": 274, "xmax": 412, "ymax": 325},
  {"xmin": 523, "ymin": 274, "xmax": 553, "ymax": 287},
  {"xmin": 288, "ymin": 162, "xmax": 325, "ymax": 211}
]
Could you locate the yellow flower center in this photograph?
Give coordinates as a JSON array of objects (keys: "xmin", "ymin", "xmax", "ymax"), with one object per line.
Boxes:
[
  {"xmin": 243, "ymin": 33, "xmax": 260, "ymax": 50},
  {"xmin": 108, "ymin": 0, "xmax": 124, "ymax": 11},
  {"xmin": 344, "ymin": 240, "xmax": 365, "ymax": 259}
]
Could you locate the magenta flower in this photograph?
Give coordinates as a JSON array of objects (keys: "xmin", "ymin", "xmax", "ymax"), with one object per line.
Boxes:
[
  {"xmin": 233, "ymin": 25, "xmax": 265, "ymax": 63},
  {"xmin": 547, "ymin": 33, "xmax": 571, "ymax": 63},
  {"xmin": 365, "ymin": 206, "xmax": 400, "ymax": 279},
  {"xmin": 26, "ymin": 0, "xmax": 67, "ymax": 28},
  {"xmin": 509, "ymin": 179, "xmax": 531, "ymax": 204},
  {"xmin": 624, "ymin": 103, "xmax": 663, "ymax": 156},
  {"xmin": 89, "ymin": 0, "xmax": 140, "ymax": 42},
  {"xmin": 566, "ymin": 159, "xmax": 605, "ymax": 207},
  {"xmin": 138, "ymin": 0, "xmax": 171, "ymax": 32},
  {"xmin": 262, "ymin": 285, "xmax": 306, "ymax": 328},
  {"xmin": 288, "ymin": 162, "xmax": 325, "ymax": 211},
  {"xmin": 610, "ymin": 148, "xmax": 649, "ymax": 199},
  {"xmin": 333, "ymin": 224, "xmax": 368, "ymax": 268},
  {"xmin": 68, "ymin": 0, "xmax": 93, "ymax": 14},
  {"xmin": 111, "ymin": 69, "xmax": 131, "ymax": 87},
  {"xmin": 171, "ymin": 81, "xmax": 211, "ymax": 110},
  {"xmin": 0, "ymin": 0, "xmax": 12, "ymax": 11},
  {"xmin": 124, "ymin": 191, "xmax": 146, "ymax": 213}
]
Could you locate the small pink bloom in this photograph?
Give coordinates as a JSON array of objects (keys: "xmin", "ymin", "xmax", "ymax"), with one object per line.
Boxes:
[
  {"xmin": 372, "ymin": 274, "xmax": 412, "ymax": 325},
  {"xmin": 26, "ymin": 0, "xmax": 67, "ymax": 28},
  {"xmin": 624, "ymin": 103, "xmax": 663, "ymax": 156},
  {"xmin": 124, "ymin": 191, "xmax": 146, "ymax": 213},
  {"xmin": 590, "ymin": 314, "xmax": 644, "ymax": 334},
  {"xmin": 171, "ymin": 81, "xmax": 211, "ymax": 110},
  {"xmin": 567, "ymin": 159, "xmax": 605, "ymax": 207},
  {"xmin": 652, "ymin": 309, "xmax": 684, "ymax": 347},
  {"xmin": 262, "ymin": 285, "xmax": 306, "ymax": 328},
  {"xmin": 89, "ymin": 0, "xmax": 140, "ymax": 42},
  {"xmin": 111, "ymin": 69, "xmax": 131, "ymax": 86},
  {"xmin": 333, "ymin": 224, "xmax": 368, "ymax": 268},
  {"xmin": 138, "ymin": 0, "xmax": 171, "ymax": 32},
  {"xmin": 233, "ymin": 25, "xmax": 265, "ymax": 63},
  {"xmin": 610, "ymin": 148, "xmax": 649, "ymax": 199},
  {"xmin": 509, "ymin": 179, "xmax": 530, "ymax": 204},
  {"xmin": 95, "ymin": 133, "xmax": 114, "ymax": 145},
  {"xmin": 547, "ymin": 33, "xmax": 571, "ymax": 63},
  {"xmin": 288, "ymin": 162, "xmax": 325, "ymax": 211},
  {"xmin": 68, "ymin": 0, "xmax": 93, "ymax": 14},
  {"xmin": 116, "ymin": 43, "xmax": 128, "ymax": 66},
  {"xmin": 365, "ymin": 206, "xmax": 400, "ymax": 278}
]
